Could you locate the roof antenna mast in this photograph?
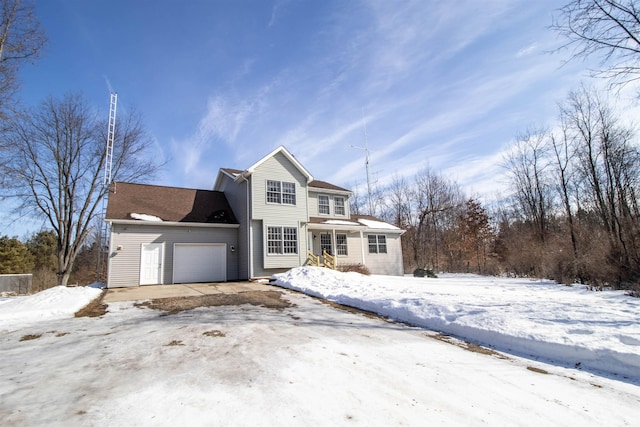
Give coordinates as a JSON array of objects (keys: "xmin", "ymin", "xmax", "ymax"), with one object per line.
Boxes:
[
  {"xmin": 350, "ymin": 108, "xmax": 374, "ymax": 216},
  {"xmin": 96, "ymin": 92, "xmax": 118, "ymax": 284}
]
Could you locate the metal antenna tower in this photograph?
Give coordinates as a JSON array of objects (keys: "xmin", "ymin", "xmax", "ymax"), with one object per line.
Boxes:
[
  {"xmin": 350, "ymin": 109, "xmax": 374, "ymax": 216},
  {"xmin": 104, "ymin": 93, "xmax": 117, "ymax": 186},
  {"xmin": 96, "ymin": 93, "xmax": 118, "ymax": 283}
]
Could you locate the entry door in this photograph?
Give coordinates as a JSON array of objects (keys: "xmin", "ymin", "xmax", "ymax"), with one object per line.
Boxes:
[
  {"xmin": 320, "ymin": 233, "xmax": 332, "ymax": 255},
  {"xmin": 140, "ymin": 243, "xmax": 163, "ymax": 285}
]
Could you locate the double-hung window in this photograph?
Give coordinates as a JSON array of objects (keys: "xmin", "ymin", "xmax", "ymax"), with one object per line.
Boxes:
[
  {"xmin": 336, "ymin": 234, "xmax": 348, "ymax": 256},
  {"xmin": 320, "ymin": 233, "xmax": 332, "ymax": 255},
  {"xmin": 267, "ymin": 180, "xmax": 296, "ymax": 205},
  {"xmin": 267, "ymin": 226, "xmax": 298, "ymax": 255},
  {"xmin": 334, "ymin": 197, "xmax": 345, "ymax": 216},
  {"xmin": 368, "ymin": 235, "xmax": 387, "ymax": 254},
  {"xmin": 318, "ymin": 195, "xmax": 330, "ymax": 215},
  {"xmin": 266, "ymin": 180, "xmax": 281, "ymax": 204},
  {"xmin": 282, "ymin": 182, "xmax": 296, "ymax": 205}
]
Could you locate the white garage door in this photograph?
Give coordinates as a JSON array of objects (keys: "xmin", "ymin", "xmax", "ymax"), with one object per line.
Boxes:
[{"xmin": 173, "ymin": 243, "xmax": 226, "ymax": 283}]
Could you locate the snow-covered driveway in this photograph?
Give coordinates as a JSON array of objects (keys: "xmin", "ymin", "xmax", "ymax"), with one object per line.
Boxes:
[{"xmin": 1, "ymin": 287, "xmax": 638, "ymax": 426}]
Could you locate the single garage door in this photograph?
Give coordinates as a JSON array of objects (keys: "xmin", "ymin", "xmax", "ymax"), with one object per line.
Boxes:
[{"xmin": 173, "ymin": 243, "xmax": 226, "ymax": 283}]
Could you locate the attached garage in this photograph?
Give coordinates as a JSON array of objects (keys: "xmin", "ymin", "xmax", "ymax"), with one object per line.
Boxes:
[
  {"xmin": 105, "ymin": 182, "xmax": 240, "ymax": 288},
  {"xmin": 173, "ymin": 243, "xmax": 227, "ymax": 283}
]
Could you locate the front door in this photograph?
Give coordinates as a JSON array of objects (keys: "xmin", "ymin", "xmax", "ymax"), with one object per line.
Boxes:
[
  {"xmin": 140, "ymin": 243, "xmax": 163, "ymax": 285},
  {"xmin": 320, "ymin": 233, "xmax": 332, "ymax": 255}
]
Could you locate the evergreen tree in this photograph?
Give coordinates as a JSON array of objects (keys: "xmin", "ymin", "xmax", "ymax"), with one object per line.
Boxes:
[
  {"xmin": 0, "ymin": 234, "xmax": 34, "ymax": 273},
  {"xmin": 26, "ymin": 230, "xmax": 57, "ymax": 272}
]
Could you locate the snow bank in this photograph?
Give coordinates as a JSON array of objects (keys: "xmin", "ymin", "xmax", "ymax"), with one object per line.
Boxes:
[
  {"xmin": 272, "ymin": 267, "xmax": 640, "ymax": 381},
  {"xmin": 0, "ymin": 286, "xmax": 102, "ymax": 330}
]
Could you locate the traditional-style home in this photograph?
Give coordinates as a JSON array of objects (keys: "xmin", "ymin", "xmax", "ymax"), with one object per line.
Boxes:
[{"xmin": 106, "ymin": 146, "xmax": 404, "ymax": 287}]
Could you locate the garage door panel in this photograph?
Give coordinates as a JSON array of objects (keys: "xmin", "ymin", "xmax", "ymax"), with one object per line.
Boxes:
[{"xmin": 173, "ymin": 244, "xmax": 226, "ymax": 283}]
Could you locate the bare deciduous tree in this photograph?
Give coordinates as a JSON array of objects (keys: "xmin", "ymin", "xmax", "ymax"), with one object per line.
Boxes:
[
  {"xmin": 410, "ymin": 168, "xmax": 463, "ymax": 271},
  {"xmin": 553, "ymin": 0, "xmax": 640, "ymax": 87},
  {"xmin": 550, "ymin": 125, "xmax": 579, "ymax": 265},
  {"xmin": 503, "ymin": 128, "xmax": 554, "ymax": 243},
  {"xmin": 0, "ymin": 0, "xmax": 46, "ymax": 117},
  {"xmin": 1, "ymin": 93, "xmax": 160, "ymax": 286}
]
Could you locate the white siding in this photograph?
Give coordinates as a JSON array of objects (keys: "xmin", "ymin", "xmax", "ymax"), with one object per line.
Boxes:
[
  {"xmin": 108, "ymin": 224, "xmax": 238, "ymax": 288},
  {"xmin": 308, "ymin": 190, "xmax": 351, "ymax": 219},
  {"xmin": 251, "ymin": 152, "xmax": 308, "ymax": 220},
  {"xmin": 362, "ymin": 233, "xmax": 404, "ymax": 276},
  {"xmin": 250, "ymin": 152, "xmax": 310, "ymax": 276}
]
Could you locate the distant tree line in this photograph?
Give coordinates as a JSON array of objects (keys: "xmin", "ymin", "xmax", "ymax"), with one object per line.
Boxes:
[
  {"xmin": 349, "ymin": 84, "xmax": 640, "ymax": 293},
  {"xmin": 347, "ymin": 0, "xmax": 640, "ymax": 293}
]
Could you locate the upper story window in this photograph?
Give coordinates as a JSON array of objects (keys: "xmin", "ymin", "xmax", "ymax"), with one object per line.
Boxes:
[
  {"xmin": 267, "ymin": 180, "xmax": 296, "ymax": 205},
  {"xmin": 318, "ymin": 195, "xmax": 330, "ymax": 215},
  {"xmin": 282, "ymin": 182, "xmax": 296, "ymax": 205},
  {"xmin": 334, "ymin": 197, "xmax": 345, "ymax": 216},
  {"xmin": 368, "ymin": 235, "xmax": 387, "ymax": 254}
]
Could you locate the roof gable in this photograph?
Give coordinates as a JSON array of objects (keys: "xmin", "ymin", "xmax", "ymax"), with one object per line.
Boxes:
[
  {"xmin": 106, "ymin": 182, "xmax": 237, "ymax": 224},
  {"xmin": 245, "ymin": 146, "xmax": 314, "ymax": 183},
  {"xmin": 214, "ymin": 147, "xmax": 355, "ymax": 193}
]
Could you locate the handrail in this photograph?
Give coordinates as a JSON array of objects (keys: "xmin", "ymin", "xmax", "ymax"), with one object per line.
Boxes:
[
  {"xmin": 307, "ymin": 251, "xmax": 320, "ymax": 267},
  {"xmin": 323, "ymin": 250, "xmax": 336, "ymax": 270}
]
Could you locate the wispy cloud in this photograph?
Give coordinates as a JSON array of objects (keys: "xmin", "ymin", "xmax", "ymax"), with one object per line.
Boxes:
[
  {"xmin": 517, "ymin": 43, "xmax": 539, "ymax": 57},
  {"xmin": 168, "ymin": 0, "xmax": 589, "ymax": 199},
  {"xmin": 268, "ymin": 0, "xmax": 291, "ymax": 28}
]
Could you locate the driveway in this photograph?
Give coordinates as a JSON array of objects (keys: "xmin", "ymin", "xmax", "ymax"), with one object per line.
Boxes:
[
  {"xmin": 1, "ymin": 284, "xmax": 638, "ymax": 426},
  {"xmin": 103, "ymin": 282, "xmax": 270, "ymax": 303}
]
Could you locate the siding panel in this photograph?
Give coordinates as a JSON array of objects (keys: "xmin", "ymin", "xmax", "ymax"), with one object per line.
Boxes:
[
  {"xmin": 308, "ymin": 190, "xmax": 351, "ymax": 219},
  {"xmin": 250, "ymin": 153, "xmax": 310, "ymax": 277},
  {"xmin": 363, "ymin": 233, "xmax": 404, "ymax": 276},
  {"xmin": 108, "ymin": 224, "xmax": 238, "ymax": 287},
  {"xmin": 218, "ymin": 174, "xmax": 250, "ymax": 279}
]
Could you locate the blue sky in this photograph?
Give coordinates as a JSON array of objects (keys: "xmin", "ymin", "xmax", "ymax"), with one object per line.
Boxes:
[{"xmin": 6, "ymin": 0, "xmax": 633, "ymax": 236}]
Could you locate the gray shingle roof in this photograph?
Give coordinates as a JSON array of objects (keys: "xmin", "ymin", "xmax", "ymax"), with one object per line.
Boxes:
[
  {"xmin": 308, "ymin": 180, "xmax": 350, "ymax": 192},
  {"xmin": 106, "ymin": 182, "xmax": 238, "ymax": 224}
]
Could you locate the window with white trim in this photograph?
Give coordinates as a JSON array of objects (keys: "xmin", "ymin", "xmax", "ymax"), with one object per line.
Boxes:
[
  {"xmin": 336, "ymin": 233, "xmax": 348, "ymax": 256},
  {"xmin": 318, "ymin": 195, "xmax": 330, "ymax": 215},
  {"xmin": 283, "ymin": 227, "xmax": 298, "ymax": 254},
  {"xmin": 320, "ymin": 233, "xmax": 332, "ymax": 255},
  {"xmin": 267, "ymin": 180, "xmax": 281, "ymax": 204},
  {"xmin": 334, "ymin": 197, "xmax": 345, "ymax": 216},
  {"xmin": 266, "ymin": 180, "xmax": 296, "ymax": 205},
  {"xmin": 282, "ymin": 182, "xmax": 296, "ymax": 205},
  {"xmin": 267, "ymin": 226, "xmax": 298, "ymax": 255},
  {"xmin": 368, "ymin": 235, "xmax": 387, "ymax": 254}
]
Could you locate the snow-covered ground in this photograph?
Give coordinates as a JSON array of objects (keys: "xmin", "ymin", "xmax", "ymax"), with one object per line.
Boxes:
[
  {"xmin": 0, "ymin": 285, "xmax": 101, "ymax": 328},
  {"xmin": 0, "ymin": 274, "xmax": 639, "ymax": 426},
  {"xmin": 273, "ymin": 268, "xmax": 640, "ymax": 382}
]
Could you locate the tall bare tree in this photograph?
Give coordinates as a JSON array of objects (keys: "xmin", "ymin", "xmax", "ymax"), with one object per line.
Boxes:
[
  {"xmin": 503, "ymin": 128, "xmax": 554, "ymax": 243},
  {"xmin": 560, "ymin": 85, "xmax": 640, "ymax": 284},
  {"xmin": 1, "ymin": 93, "xmax": 160, "ymax": 286},
  {"xmin": 0, "ymin": 0, "xmax": 46, "ymax": 118},
  {"xmin": 550, "ymin": 125, "xmax": 579, "ymax": 262},
  {"xmin": 410, "ymin": 168, "xmax": 463, "ymax": 271},
  {"xmin": 553, "ymin": 0, "xmax": 640, "ymax": 87}
]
